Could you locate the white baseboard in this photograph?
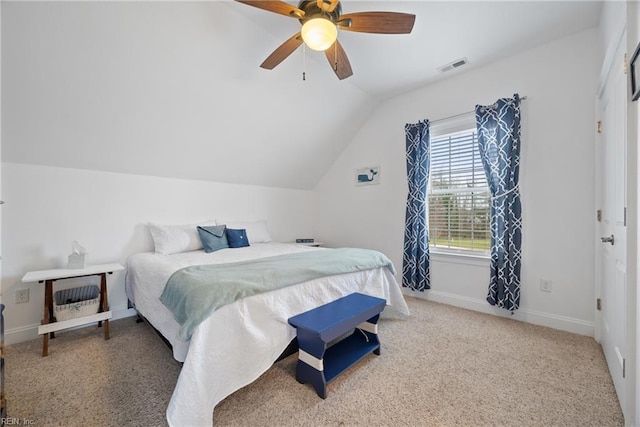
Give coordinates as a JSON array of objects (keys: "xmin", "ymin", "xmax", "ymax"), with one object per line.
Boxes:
[
  {"xmin": 4, "ymin": 322, "xmax": 40, "ymax": 346},
  {"xmin": 404, "ymin": 289, "xmax": 595, "ymax": 337},
  {"xmin": 5, "ymin": 305, "xmax": 137, "ymax": 346},
  {"xmin": 7, "ymin": 292, "xmax": 595, "ymax": 344},
  {"xmin": 112, "ymin": 306, "xmax": 138, "ymax": 321}
]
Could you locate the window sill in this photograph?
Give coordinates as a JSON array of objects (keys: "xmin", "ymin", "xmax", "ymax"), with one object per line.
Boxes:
[{"xmin": 430, "ymin": 249, "xmax": 490, "ymax": 267}]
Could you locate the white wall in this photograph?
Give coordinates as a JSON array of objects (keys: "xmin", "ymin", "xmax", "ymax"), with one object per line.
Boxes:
[
  {"xmin": 314, "ymin": 29, "xmax": 599, "ymax": 335},
  {"xmin": 1, "ymin": 162, "xmax": 315, "ymax": 344},
  {"xmin": 599, "ymin": 0, "xmax": 626, "ymax": 62},
  {"xmin": 1, "ymin": 1, "xmax": 373, "ymax": 190}
]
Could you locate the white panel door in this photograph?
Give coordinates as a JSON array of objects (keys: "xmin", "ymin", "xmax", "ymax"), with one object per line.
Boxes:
[
  {"xmin": 0, "ymin": 2, "xmax": 3, "ymax": 308},
  {"xmin": 596, "ymin": 34, "xmax": 627, "ymax": 418}
]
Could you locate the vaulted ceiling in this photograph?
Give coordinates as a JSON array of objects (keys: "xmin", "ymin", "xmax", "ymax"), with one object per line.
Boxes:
[
  {"xmin": 234, "ymin": 1, "xmax": 603, "ymax": 99},
  {"xmin": 2, "ymin": 1, "xmax": 602, "ymax": 189}
]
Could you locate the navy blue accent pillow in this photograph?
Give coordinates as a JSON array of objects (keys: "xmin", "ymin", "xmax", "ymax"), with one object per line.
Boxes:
[
  {"xmin": 227, "ymin": 228, "xmax": 250, "ymax": 248},
  {"xmin": 197, "ymin": 225, "xmax": 229, "ymax": 253}
]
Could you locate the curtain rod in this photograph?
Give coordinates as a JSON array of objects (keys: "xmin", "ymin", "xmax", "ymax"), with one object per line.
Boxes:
[{"xmin": 429, "ymin": 95, "xmax": 527, "ymax": 124}]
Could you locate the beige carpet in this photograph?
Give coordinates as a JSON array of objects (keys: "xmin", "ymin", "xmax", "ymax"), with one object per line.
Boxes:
[{"xmin": 5, "ymin": 297, "xmax": 623, "ymax": 426}]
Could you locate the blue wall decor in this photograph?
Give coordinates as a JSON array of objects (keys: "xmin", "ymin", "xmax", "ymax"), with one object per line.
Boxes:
[{"xmin": 356, "ymin": 166, "xmax": 380, "ymax": 185}]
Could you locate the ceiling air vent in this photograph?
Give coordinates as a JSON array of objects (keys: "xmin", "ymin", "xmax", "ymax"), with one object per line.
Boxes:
[{"xmin": 438, "ymin": 57, "xmax": 469, "ymax": 73}]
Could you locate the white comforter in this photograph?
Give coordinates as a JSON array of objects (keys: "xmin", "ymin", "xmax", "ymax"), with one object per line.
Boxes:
[{"xmin": 125, "ymin": 243, "xmax": 410, "ymax": 427}]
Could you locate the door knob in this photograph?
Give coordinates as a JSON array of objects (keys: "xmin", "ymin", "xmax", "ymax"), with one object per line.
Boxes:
[{"xmin": 600, "ymin": 235, "xmax": 615, "ymax": 245}]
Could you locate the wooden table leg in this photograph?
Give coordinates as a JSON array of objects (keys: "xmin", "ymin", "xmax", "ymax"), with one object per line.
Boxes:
[
  {"xmin": 100, "ymin": 273, "xmax": 110, "ymax": 340},
  {"xmin": 42, "ymin": 280, "xmax": 53, "ymax": 357}
]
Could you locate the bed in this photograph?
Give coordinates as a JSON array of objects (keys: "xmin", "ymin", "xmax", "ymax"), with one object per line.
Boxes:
[{"xmin": 125, "ymin": 241, "xmax": 410, "ymax": 426}]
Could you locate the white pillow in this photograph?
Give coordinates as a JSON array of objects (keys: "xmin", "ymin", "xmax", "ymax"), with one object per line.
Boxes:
[
  {"xmin": 148, "ymin": 221, "xmax": 215, "ymax": 255},
  {"xmin": 216, "ymin": 219, "xmax": 271, "ymax": 244}
]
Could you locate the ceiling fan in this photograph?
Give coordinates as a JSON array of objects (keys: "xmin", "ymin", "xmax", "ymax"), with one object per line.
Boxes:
[{"xmin": 236, "ymin": 0, "xmax": 416, "ymax": 80}]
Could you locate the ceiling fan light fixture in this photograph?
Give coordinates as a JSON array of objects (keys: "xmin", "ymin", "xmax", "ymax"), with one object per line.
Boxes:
[
  {"xmin": 301, "ymin": 17, "xmax": 337, "ymax": 51},
  {"xmin": 236, "ymin": 0, "xmax": 416, "ymax": 80}
]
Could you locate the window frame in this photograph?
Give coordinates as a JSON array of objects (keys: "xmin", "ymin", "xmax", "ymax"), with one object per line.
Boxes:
[{"xmin": 428, "ymin": 113, "xmax": 490, "ymax": 259}]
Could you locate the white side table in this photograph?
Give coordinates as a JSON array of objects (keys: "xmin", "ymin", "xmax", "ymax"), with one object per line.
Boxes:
[{"xmin": 22, "ymin": 263, "xmax": 124, "ymax": 356}]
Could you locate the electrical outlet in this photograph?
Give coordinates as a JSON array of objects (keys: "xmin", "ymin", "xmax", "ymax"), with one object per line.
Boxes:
[
  {"xmin": 15, "ymin": 288, "xmax": 29, "ymax": 304},
  {"xmin": 540, "ymin": 279, "xmax": 552, "ymax": 293}
]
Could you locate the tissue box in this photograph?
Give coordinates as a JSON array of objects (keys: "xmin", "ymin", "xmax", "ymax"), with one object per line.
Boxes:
[{"xmin": 68, "ymin": 253, "xmax": 86, "ymax": 269}]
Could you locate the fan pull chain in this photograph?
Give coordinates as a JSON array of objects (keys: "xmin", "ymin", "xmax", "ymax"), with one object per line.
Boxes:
[
  {"xmin": 302, "ymin": 44, "xmax": 306, "ymax": 81},
  {"xmin": 334, "ymin": 42, "xmax": 338, "ymax": 72}
]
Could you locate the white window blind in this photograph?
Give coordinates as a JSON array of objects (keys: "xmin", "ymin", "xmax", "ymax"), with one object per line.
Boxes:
[{"xmin": 428, "ymin": 128, "xmax": 490, "ymax": 253}]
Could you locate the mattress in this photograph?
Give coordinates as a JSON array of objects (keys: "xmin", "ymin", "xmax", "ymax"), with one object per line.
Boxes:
[{"xmin": 125, "ymin": 242, "xmax": 410, "ymax": 426}]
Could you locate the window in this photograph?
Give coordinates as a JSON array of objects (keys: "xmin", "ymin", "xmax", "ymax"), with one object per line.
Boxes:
[{"xmin": 428, "ymin": 126, "xmax": 490, "ymax": 254}]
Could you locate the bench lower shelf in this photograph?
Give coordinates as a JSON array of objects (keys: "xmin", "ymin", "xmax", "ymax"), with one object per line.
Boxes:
[{"xmin": 323, "ymin": 331, "xmax": 380, "ymax": 382}]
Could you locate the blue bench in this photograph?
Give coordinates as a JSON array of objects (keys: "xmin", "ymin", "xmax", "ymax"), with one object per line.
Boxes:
[{"xmin": 288, "ymin": 292, "xmax": 386, "ymax": 398}]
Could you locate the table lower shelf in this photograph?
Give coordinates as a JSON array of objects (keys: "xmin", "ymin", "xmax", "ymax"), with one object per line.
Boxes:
[{"xmin": 38, "ymin": 311, "xmax": 112, "ymax": 335}]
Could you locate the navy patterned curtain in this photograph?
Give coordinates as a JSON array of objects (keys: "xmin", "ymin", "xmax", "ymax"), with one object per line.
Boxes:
[
  {"xmin": 475, "ymin": 94, "xmax": 522, "ymax": 311},
  {"xmin": 402, "ymin": 120, "xmax": 430, "ymax": 292}
]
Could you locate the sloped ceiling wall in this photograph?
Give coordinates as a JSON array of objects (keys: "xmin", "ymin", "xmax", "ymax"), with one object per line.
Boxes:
[{"xmin": 2, "ymin": 1, "xmax": 374, "ymax": 190}]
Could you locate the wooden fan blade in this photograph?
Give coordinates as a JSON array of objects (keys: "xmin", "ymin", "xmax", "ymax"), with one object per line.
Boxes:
[
  {"xmin": 324, "ymin": 40, "xmax": 353, "ymax": 80},
  {"xmin": 338, "ymin": 12, "xmax": 416, "ymax": 34},
  {"xmin": 260, "ymin": 32, "xmax": 303, "ymax": 70},
  {"xmin": 235, "ymin": 1, "xmax": 305, "ymax": 18},
  {"xmin": 316, "ymin": 0, "xmax": 339, "ymax": 13}
]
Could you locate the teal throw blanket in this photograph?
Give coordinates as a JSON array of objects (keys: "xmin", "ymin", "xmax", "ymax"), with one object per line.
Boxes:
[{"xmin": 160, "ymin": 248, "xmax": 395, "ymax": 340}]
